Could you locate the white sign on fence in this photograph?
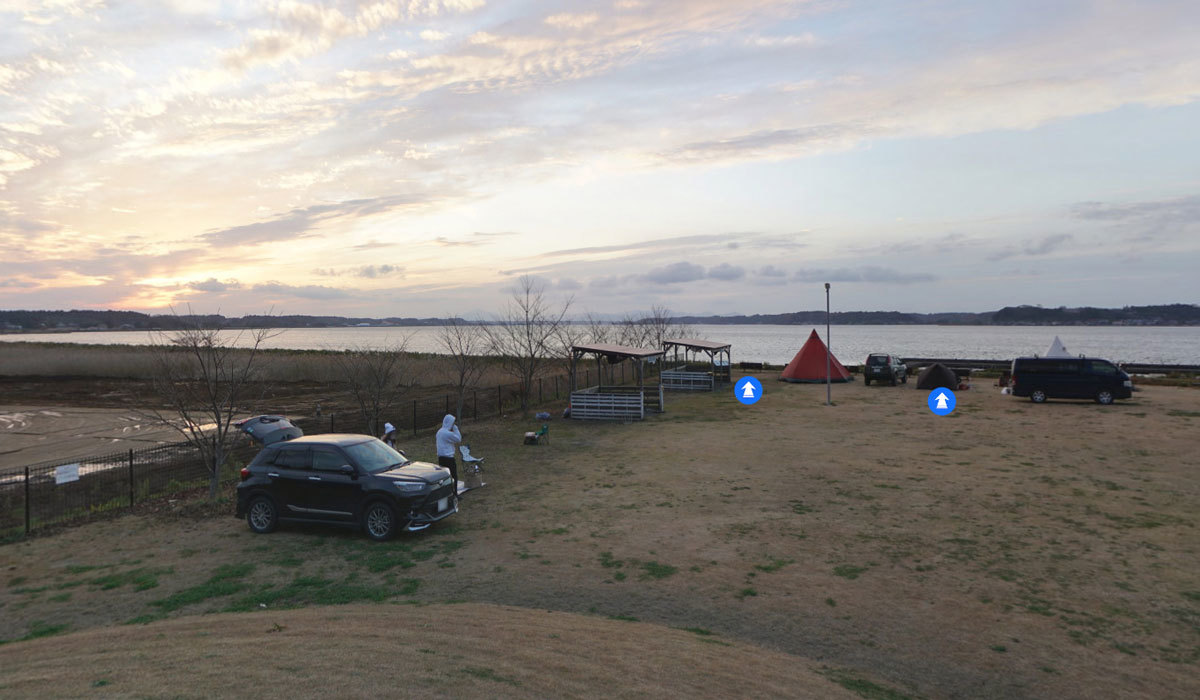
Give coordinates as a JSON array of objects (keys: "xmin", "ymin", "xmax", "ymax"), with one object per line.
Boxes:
[{"xmin": 55, "ymin": 463, "xmax": 80, "ymax": 485}]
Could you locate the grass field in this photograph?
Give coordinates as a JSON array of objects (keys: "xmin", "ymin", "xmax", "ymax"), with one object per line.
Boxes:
[{"xmin": 1, "ymin": 378, "xmax": 1198, "ymax": 698}]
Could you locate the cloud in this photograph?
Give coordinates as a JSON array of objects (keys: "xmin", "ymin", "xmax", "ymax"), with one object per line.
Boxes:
[
  {"xmin": 988, "ymin": 233, "xmax": 1075, "ymax": 261},
  {"xmin": 0, "ymin": 278, "xmax": 38, "ymax": 288},
  {"xmin": 250, "ymin": 282, "xmax": 351, "ymax": 300},
  {"xmin": 641, "ymin": 261, "xmax": 706, "ymax": 285},
  {"xmin": 189, "ymin": 278, "xmax": 242, "ymax": 293},
  {"xmin": 201, "ymin": 194, "xmax": 428, "ymax": 247},
  {"xmin": 758, "ymin": 264, "xmax": 788, "ymax": 277},
  {"xmin": 356, "ymin": 264, "xmax": 404, "ymax": 279},
  {"xmin": 793, "ymin": 267, "xmax": 936, "ymax": 284},
  {"xmin": 1070, "ymin": 195, "xmax": 1200, "ymax": 242},
  {"xmin": 539, "ymin": 234, "xmax": 729, "ymax": 259},
  {"xmin": 707, "ymin": 263, "xmax": 745, "ymax": 281}
]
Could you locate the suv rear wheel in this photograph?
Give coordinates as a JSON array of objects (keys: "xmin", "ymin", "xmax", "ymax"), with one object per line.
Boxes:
[
  {"xmin": 247, "ymin": 495, "xmax": 278, "ymax": 534},
  {"xmin": 363, "ymin": 501, "xmax": 399, "ymax": 541}
]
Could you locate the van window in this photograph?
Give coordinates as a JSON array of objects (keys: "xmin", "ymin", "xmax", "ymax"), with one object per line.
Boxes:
[
  {"xmin": 1021, "ymin": 360, "xmax": 1079, "ymax": 374},
  {"xmin": 1086, "ymin": 360, "xmax": 1119, "ymax": 376}
]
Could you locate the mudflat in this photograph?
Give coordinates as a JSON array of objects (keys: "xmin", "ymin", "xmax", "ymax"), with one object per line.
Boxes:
[{"xmin": 2, "ymin": 378, "xmax": 1198, "ymax": 699}]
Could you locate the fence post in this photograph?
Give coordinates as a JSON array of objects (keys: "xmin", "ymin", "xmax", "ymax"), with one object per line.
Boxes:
[
  {"xmin": 445, "ymin": 394, "xmax": 449, "ymax": 417},
  {"xmin": 539, "ymin": 377, "xmax": 543, "ymax": 403},
  {"xmin": 129, "ymin": 449, "xmax": 135, "ymax": 508},
  {"xmin": 473, "ymin": 390, "xmax": 478, "ymax": 419},
  {"xmin": 25, "ymin": 466, "xmax": 31, "ymax": 535},
  {"xmin": 622, "ymin": 364, "xmax": 625, "ymax": 384},
  {"xmin": 330, "ymin": 413, "xmax": 335, "ymax": 433},
  {"xmin": 554, "ymin": 375, "xmax": 559, "ymax": 399},
  {"xmin": 412, "ymin": 400, "xmax": 418, "ymax": 436},
  {"xmin": 498, "ymin": 385, "xmax": 502, "ymax": 414}
]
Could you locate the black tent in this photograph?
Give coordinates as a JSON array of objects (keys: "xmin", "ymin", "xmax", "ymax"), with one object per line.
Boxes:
[{"xmin": 916, "ymin": 363, "xmax": 958, "ymax": 390}]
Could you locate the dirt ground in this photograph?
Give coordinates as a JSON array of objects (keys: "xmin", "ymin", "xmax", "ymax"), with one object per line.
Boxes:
[{"xmin": 2, "ymin": 377, "xmax": 1199, "ymax": 699}]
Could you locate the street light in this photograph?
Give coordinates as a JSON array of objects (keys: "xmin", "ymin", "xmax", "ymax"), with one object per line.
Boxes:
[{"xmin": 825, "ymin": 282, "xmax": 831, "ymax": 406}]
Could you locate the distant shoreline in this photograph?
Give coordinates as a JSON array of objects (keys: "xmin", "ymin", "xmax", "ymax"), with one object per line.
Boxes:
[{"xmin": 2, "ymin": 303, "xmax": 1198, "ymax": 332}]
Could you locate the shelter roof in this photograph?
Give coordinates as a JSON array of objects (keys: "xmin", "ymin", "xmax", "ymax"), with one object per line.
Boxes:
[
  {"xmin": 571, "ymin": 343, "xmax": 665, "ymax": 360},
  {"xmin": 663, "ymin": 338, "xmax": 731, "ymax": 351}
]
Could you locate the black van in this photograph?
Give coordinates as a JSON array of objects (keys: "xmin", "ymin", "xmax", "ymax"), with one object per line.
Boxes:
[{"xmin": 1009, "ymin": 357, "xmax": 1132, "ymax": 404}]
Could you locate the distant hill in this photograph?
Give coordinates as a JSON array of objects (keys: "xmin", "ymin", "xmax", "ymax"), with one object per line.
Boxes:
[
  {"xmin": 1, "ymin": 304, "xmax": 1196, "ymax": 332},
  {"xmin": 675, "ymin": 304, "xmax": 1199, "ymax": 326}
]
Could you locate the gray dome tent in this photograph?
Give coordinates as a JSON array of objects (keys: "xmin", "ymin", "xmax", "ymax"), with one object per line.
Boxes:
[{"xmin": 916, "ymin": 363, "xmax": 958, "ymax": 391}]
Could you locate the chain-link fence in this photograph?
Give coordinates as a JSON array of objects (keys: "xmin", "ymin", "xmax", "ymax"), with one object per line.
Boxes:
[{"xmin": 1, "ymin": 363, "xmax": 641, "ymax": 537}]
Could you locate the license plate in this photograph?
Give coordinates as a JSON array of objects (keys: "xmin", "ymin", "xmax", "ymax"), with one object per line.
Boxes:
[{"xmin": 437, "ymin": 497, "xmax": 449, "ymax": 512}]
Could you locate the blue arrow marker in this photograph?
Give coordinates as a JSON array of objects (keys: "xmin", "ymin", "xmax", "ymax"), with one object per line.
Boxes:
[
  {"xmin": 927, "ymin": 387, "xmax": 957, "ymax": 416},
  {"xmin": 735, "ymin": 377, "xmax": 763, "ymax": 405}
]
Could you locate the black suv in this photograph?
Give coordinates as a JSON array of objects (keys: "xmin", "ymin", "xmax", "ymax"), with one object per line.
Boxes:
[
  {"xmin": 863, "ymin": 353, "xmax": 907, "ymax": 385},
  {"xmin": 235, "ymin": 435, "xmax": 458, "ymax": 540}
]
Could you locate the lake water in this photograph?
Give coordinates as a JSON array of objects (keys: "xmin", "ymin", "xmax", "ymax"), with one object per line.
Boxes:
[{"xmin": 3, "ymin": 325, "xmax": 1198, "ymax": 365}]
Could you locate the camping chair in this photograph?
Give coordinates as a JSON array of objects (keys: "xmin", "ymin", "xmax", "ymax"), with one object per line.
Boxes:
[
  {"xmin": 523, "ymin": 424, "xmax": 549, "ymax": 445},
  {"xmin": 459, "ymin": 444, "xmax": 486, "ymax": 491}
]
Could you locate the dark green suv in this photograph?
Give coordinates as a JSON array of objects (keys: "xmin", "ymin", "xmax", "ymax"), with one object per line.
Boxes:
[{"xmin": 863, "ymin": 353, "xmax": 907, "ymax": 386}]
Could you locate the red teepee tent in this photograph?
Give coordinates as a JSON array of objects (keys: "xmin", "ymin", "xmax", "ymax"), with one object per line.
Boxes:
[{"xmin": 780, "ymin": 329, "xmax": 853, "ymax": 383}]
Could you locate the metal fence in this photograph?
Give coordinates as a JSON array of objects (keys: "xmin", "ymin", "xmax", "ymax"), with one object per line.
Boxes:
[{"xmin": 0, "ymin": 363, "xmax": 637, "ymax": 537}]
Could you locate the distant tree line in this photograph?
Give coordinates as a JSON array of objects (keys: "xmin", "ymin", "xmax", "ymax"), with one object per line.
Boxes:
[{"xmin": 2, "ymin": 303, "xmax": 1197, "ymax": 331}]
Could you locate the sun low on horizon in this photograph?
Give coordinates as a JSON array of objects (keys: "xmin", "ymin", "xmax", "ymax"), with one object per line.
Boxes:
[{"xmin": 2, "ymin": 0, "xmax": 1198, "ymax": 318}]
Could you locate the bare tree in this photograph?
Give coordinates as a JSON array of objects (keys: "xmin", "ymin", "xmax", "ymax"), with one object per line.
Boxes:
[
  {"xmin": 615, "ymin": 305, "xmax": 695, "ymax": 348},
  {"xmin": 329, "ymin": 339, "xmax": 413, "ymax": 436},
  {"xmin": 148, "ymin": 316, "xmax": 276, "ymax": 500},
  {"xmin": 484, "ymin": 275, "xmax": 572, "ymax": 410},
  {"xmin": 437, "ymin": 317, "xmax": 487, "ymax": 419}
]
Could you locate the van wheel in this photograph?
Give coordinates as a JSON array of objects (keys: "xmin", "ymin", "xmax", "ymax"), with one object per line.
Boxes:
[
  {"xmin": 863, "ymin": 377, "xmax": 870, "ymax": 386},
  {"xmin": 1030, "ymin": 389, "xmax": 1047, "ymax": 403},
  {"xmin": 1096, "ymin": 390, "xmax": 1114, "ymax": 405}
]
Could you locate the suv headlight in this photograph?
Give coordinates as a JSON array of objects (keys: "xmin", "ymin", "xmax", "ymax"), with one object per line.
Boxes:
[{"xmin": 393, "ymin": 480, "xmax": 426, "ymax": 493}]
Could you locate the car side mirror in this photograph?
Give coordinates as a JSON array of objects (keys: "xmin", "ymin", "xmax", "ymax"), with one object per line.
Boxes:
[{"xmin": 340, "ymin": 464, "xmax": 356, "ymax": 477}]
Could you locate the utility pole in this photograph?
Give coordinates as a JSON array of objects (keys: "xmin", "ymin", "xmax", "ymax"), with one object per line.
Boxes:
[{"xmin": 825, "ymin": 282, "xmax": 832, "ymax": 406}]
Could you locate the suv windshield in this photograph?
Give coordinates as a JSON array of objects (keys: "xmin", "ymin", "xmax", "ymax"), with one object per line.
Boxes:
[{"xmin": 344, "ymin": 439, "xmax": 411, "ymax": 474}]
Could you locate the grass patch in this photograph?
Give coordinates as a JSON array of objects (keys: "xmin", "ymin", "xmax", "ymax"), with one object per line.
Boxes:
[
  {"xmin": 1, "ymin": 621, "xmax": 69, "ymax": 645},
  {"xmin": 737, "ymin": 588, "xmax": 758, "ymax": 599},
  {"xmin": 754, "ymin": 557, "xmax": 794, "ymax": 573},
  {"xmin": 676, "ymin": 627, "xmax": 714, "ymax": 636},
  {"xmin": 461, "ymin": 666, "xmax": 521, "ymax": 687},
  {"xmin": 608, "ymin": 614, "xmax": 639, "ymax": 622},
  {"xmin": 89, "ymin": 566, "xmax": 173, "ymax": 592},
  {"xmin": 821, "ymin": 668, "xmax": 918, "ymax": 700},
  {"xmin": 833, "ymin": 565, "xmax": 868, "ymax": 580},
  {"xmin": 789, "ymin": 500, "xmax": 815, "ymax": 515},
  {"xmin": 639, "ymin": 561, "xmax": 677, "ymax": 580},
  {"xmin": 150, "ymin": 563, "xmax": 257, "ymax": 612},
  {"xmin": 224, "ymin": 575, "xmax": 415, "ymax": 612},
  {"xmin": 599, "ymin": 551, "xmax": 624, "ymax": 569}
]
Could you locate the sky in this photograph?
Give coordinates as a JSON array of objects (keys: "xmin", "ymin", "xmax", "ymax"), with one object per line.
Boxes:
[{"xmin": 1, "ymin": 0, "xmax": 1199, "ymax": 319}]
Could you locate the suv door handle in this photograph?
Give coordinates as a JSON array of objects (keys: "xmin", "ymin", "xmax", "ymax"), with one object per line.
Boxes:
[{"xmin": 308, "ymin": 476, "xmax": 321, "ymax": 481}]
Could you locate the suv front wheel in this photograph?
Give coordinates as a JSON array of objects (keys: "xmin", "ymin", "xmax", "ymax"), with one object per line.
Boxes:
[{"xmin": 363, "ymin": 501, "xmax": 400, "ymax": 541}]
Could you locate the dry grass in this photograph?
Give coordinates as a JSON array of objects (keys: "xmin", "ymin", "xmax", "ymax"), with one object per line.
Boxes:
[
  {"xmin": 2, "ymin": 378, "xmax": 1198, "ymax": 699},
  {"xmin": 0, "ymin": 341, "xmax": 544, "ymax": 387},
  {"xmin": 0, "ymin": 604, "xmax": 861, "ymax": 699}
]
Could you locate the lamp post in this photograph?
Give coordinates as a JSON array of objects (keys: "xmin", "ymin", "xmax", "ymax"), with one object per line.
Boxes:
[{"xmin": 825, "ymin": 282, "xmax": 832, "ymax": 406}]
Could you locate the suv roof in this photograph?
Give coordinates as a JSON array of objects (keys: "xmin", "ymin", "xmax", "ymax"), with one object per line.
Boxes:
[{"xmin": 266, "ymin": 434, "xmax": 378, "ymax": 448}]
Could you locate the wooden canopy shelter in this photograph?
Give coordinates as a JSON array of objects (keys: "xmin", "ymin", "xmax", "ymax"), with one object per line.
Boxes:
[
  {"xmin": 661, "ymin": 338, "xmax": 732, "ymax": 391},
  {"xmin": 569, "ymin": 343, "xmax": 666, "ymax": 421}
]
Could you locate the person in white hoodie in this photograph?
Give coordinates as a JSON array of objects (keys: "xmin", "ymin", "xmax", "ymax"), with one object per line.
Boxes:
[
  {"xmin": 435, "ymin": 414, "xmax": 461, "ymax": 486},
  {"xmin": 381, "ymin": 422, "xmax": 396, "ymax": 448}
]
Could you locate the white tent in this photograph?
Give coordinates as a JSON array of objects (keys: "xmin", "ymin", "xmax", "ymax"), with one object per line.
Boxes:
[{"xmin": 1045, "ymin": 336, "xmax": 1070, "ymax": 357}]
